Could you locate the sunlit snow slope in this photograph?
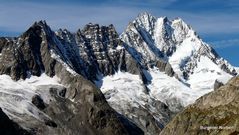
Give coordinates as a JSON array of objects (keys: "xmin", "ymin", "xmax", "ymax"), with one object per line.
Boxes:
[{"xmin": 0, "ymin": 74, "xmax": 63, "ymax": 127}]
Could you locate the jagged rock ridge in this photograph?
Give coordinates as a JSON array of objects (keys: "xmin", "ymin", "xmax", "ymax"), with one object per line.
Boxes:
[{"xmin": 0, "ymin": 21, "xmax": 143, "ymax": 135}]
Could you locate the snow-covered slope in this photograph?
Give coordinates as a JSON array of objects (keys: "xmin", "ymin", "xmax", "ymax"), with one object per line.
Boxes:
[
  {"xmin": 235, "ymin": 67, "xmax": 239, "ymax": 74},
  {"xmin": 187, "ymin": 56, "xmax": 233, "ymax": 90},
  {"xmin": 121, "ymin": 12, "xmax": 236, "ymax": 78},
  {"xmin": 0, "ymin": 74, "xmax": 63, "ymax": 128},
  {"xmin": 146, "ymin": 68, "xmax": 196, "ymax": 112}
]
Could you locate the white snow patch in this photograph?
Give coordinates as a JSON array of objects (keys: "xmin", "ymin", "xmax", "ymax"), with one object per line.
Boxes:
[
  {"xmin": 5, "ymin": 38, "xmax": 10, "ymax": 42},
  {"xmin": 146, "ymin": 68, "xmax": 197, "ymax": 111},
  {"xmin": 154, "ymin": 17, "xmax": 167, "ymax": 51},
  {"xmin": 0, "ymin": 74, "xmax": 62, "ymax": 121},
  {"xmin": 235, "ymin": 67, "xmax": 239, "ymax": 74},
  {"xmin": 95, "ymin": 71, "xmax": 149, "ymax": 110},
  {"xmin": 187, "ymin": 56, "xmax": 232, "ymax": 91},
  {"xmin": 116, "ymin": 45, "xmax": 124, "ymax": 50},
  {"xmin": 169, "ymin": 35, "xmax": 201, "ymax": 80}
]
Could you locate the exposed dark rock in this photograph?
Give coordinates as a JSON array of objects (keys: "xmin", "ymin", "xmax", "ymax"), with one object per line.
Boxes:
[
  {"xmin": 156, "ymin": 59, "xmax": 167, "ymax": 72},
  {"xmin": 32, "ymin": 95, "xmax": 46, "ymax": 110},
  {"xmin": 69, "ymin": 23, "xmax": 146, "ymax": 81},
  {"xmin": 165, "ymin": 62, "xmax": 174, "ymax": 77},
  {"xmin": 156, "ymin": 59, "xmax": 174, "ymax": 77},
  {"xmin": 0, "ymin": 108, "xmax": 32, "ymax": 135},
  {"xmin": 221, "ymin": 63, "xmax": 238, "ymax": 76},
  {"xmin": 214, "ymin": 79, "xmax": 224, "ymax": 90},
  {"xmin": 58, "ymin": 87, "xmax": 67, "ymax": 98},
  {"xmin": 117, "ymin": 113, "xmax": 144, "ymax": 135},
  {"xmin": 128, "ymin": 106, "xmax": 163, "ymax": 135},
  {"xmin": 44, "ymin": 120, "xmax": 57, "ymax": 128}
]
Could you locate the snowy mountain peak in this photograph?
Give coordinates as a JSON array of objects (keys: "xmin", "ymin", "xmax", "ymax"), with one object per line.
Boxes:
[
  {"xmin": 171, "ymin": 18, "xmax": 196, "ymax": 42},
  {"xmin": 133, "ymin": 12, "xmax": 156, "ymax": 33},
  {"xmin": 121, "ymin": 13, "xmax": 237, "ymax": 78},
  {"xmin": 137, "ymin": 12, "xmax": 155, "ymax": 21},
  {"xmin": 172, "ymin": 17, "xmax": 189, "ymax": 27},
  {"xmin": 120, "ymin": 13, "xmax": 237, "ymax": 113}
]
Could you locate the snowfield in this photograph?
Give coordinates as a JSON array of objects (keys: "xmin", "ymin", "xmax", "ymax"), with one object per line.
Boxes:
[
  {"xmin": 95, "ymin": 72, "xmax": 148, "ymax": 110},
  {"xmin": 96, "ymin": 63, "xmax": 232, "ymax": 113},
  {"xmin": 0, "ymin": 74, "xmax": 63, "ymax": 123},
  {"xmin": 187, "ymin": 56, "xmax": 232, "ymax": 91},
  {"xmin": 146, "ymin": 68, "xmax": 197, "ymax": 112}
]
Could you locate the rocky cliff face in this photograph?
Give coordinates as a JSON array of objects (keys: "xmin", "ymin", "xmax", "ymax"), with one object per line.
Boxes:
[
  {"xmin": 160, "ymin": 76, "xmax": 239, "ymax": 135},
  {"xmin": 55, "ymin": 23, "xmax": 146, "ymax": 82},
  {"xmin": 0, "ymin": 21, "xmax": 142, "ymax": 135}
]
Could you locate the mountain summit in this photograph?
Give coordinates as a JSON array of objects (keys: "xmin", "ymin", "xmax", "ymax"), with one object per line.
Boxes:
[
  {"xmin": 121, "ymin": 12, "xmax": 236, "ymax": 78},
  {"xmin": 0, "ymin": 13, "xmax": 238, "ymax": 135}
]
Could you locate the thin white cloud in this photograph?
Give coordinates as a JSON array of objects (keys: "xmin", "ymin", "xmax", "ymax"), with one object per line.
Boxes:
[{"xmin": 209, "ymin": 39, "xmax": 239, "ymax": 49}]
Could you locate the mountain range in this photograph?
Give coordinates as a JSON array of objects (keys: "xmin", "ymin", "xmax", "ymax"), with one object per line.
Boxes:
[{"xmin": 0, "ymin": 12, "xmax": 238, "ymax": 135}]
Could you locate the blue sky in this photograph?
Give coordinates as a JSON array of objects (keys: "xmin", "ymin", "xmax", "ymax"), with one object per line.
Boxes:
[{"xmin": 0, "ymin": 0, "xmax": 238, "ymax": 66}]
